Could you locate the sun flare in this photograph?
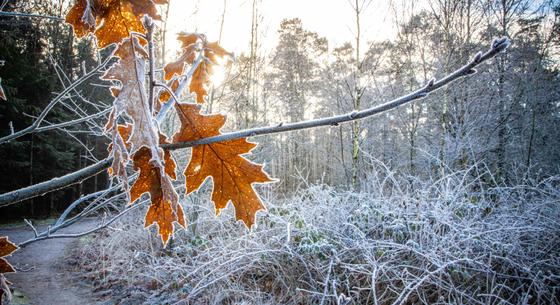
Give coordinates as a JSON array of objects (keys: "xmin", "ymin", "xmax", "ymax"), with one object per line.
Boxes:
[{"xmin": 209, "ymin": 56, "xmax": 229, "ymax": 86}]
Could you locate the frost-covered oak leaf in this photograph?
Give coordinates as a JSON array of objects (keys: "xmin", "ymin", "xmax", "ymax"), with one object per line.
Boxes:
[
  {"xmin": 112, "ymin": 124, "xmax": 177, "ymax": 180},
  {"xmin": 102, "ymin": 39, "xmax": 183, "ymax": 245},
  {"xmin": 0, "ymin": 236, "xmax": 17, "ymax": 301},
  {"xmin": 107, "ymin": 124, "xmax": 131, "ymax": 197},
  {"xmin": 160, "ymin": 34, "xmax": 232, "ymax": 105},
  {"xmin": 102, "ymin": 37, "xmax": 159, "ymax": 157},
  {"xmin": 106, "ymin": 123, "xmax": 141, "ymax": 197},
  {"xmin": 130, "ymin": 145, "xmax": 185, "ymax": 245},
  {"xmin": 109, "ymin": 124, "xmax": 184, "ymax": 245},
  {"xmin": 173, "ymin": 103, "xmax": 273, "ymax": 227},
  {"xmin": 0, "ymin": 78, "xmax": 6, "ymax": 101},
  {"xmin": 0, "ymin": 237, "xmax": 17, "ymax": 274},
  {"xmin": 66, "ymin": 0, "xmax": 167, "ymax": 48}
]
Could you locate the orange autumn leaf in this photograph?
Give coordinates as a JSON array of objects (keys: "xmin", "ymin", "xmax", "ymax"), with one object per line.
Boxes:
[
  {"xmin": 106, "ymin": 124, "xmax": 133, "ymax": 197},
  {"xmin": 157, "ymin": 34, "xmax": 199, "ymax": 106},
  {"xmin": 190, "ymin": 41, "xmax": 232, "ymax": 104},
  {"xmin": 66, "ymin": 0, "xmax": 167, "ymax": 48},
  {"xmin": 161, "ymin": 34, "xmax": 232, "ymax": 104},
  {"xmin": 107, "ymin": 128, "xmax": 130, "ymax": 193},
  {"xmin": 130, "ymin": 146, "xmax": 184, "ymax": 245},
  {"xmin": 188, "ymin": 60, "xmax": 209, "ymax": 104},
  {"xmin": 102, "ymin": 39, "xmax": 184, "ymax": 244},
  {"xmin": 158, "ymin": 33, "xmax": 199, "ymax": 106},
  {"xmin": 0, "ymin": 237, "xmax": 17, "ymax": 274},
  {"xmin": 0, "ymin": 78, "xmax": 5, "ymax": 101},
  {"xmin": 0, "ymin": 236, "xmax": 17, "ymax": 301},
  {"xmin": 163, "ymin": 33, "xmax": 200, "ymax": 81},
  {"xmin": 114, "ymin": 124, "xmax": 177, "ymax": 180},
  {"xmin": 173, "ymin": 103, "xmax": 273, "ymax": 227},
  {"xmin": 108, "ymin": 124, "xmax": 183, "ymax": 245}
]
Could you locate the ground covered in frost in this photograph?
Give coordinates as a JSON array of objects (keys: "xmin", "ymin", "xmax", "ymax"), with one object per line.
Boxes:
[{"xmin": 75, "ymin": 170, "xmax": 560, "ymax": 305}]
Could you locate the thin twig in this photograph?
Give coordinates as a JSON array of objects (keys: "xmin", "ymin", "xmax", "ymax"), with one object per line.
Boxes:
[
  {"xmin": 154, "ymin": 82, "xmax": 182, "ymax": 107},
  {"xmin": 0, "ymin": 53, "xmax": 114, "ymax": 144},
  {"xmin": 18, "ymin": 203, "xmax": 143, "ymax": 247},
  {"xmin": 23, "ymin": 219, "xmax": 38, "ymax": 237},
  {"xmin": 36, "ymin": 108, "xmax": 112, "ymax": 132}
]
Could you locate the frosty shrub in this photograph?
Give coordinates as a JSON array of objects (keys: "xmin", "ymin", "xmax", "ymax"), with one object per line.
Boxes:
[{"xmin": 76, "ymin": 164, "xmax": 560, "ymax": 305}]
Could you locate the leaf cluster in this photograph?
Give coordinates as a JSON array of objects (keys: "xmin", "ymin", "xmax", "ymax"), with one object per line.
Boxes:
[{"xmin": 66, "ymin": 0, "xmax": 273, "ymax": 245}]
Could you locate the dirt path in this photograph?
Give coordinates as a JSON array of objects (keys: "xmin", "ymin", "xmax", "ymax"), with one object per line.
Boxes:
[{"xmin": 0, "ymin": 219, "xmax": 103, "ymax": 305}]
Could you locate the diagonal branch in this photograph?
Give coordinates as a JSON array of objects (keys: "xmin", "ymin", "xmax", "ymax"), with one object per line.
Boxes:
[
  {"xmin": 156, "ymin": 52, "xmax": 205, "ymax": 123},
  {"xmin": 35, "ymin": 108, "xmax": 112, "ymax": 132},
  {"xmin": 164, "ymin": 38, "xmax": 509, "ymax": 150},
  {"xmin": 0, "ymin": 158, "xmax": 112, "ymax": 208},
  {"xmin": 0, "ymin": 38, "xmax": 509, "ymax": 208}
]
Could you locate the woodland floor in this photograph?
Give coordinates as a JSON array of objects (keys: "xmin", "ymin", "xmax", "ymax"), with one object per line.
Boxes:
[{"xmin": 0, "ymin": 219, "xmax": 102, "ymax": 305}]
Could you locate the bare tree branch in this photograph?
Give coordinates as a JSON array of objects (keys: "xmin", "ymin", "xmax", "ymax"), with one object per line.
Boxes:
[
  {"xmin": 163, "ymin": 38, "xmax": 510, "ymax": 150},
  {"xmin": 18, "ymin": 182, "xmax": 185, "ymax": 248},
  {"xmin": 0, "ymin": 158, "xmax": 112, "ymax": 208},
  {"xmin": 0, "ymin": 53, "xmax": 114, "ymax": 144},
  {"xmin": 0, "ymin": 38, "xmax": 509, "ymax": 208},
  {"xmin": 35, "ymin": 108, "xmax": 112, "ymax": 132},
  {"xmin": 17, "ymin": 202, "xmax": 142, "ymax": 247},
  {"xmin": 156, "ymin": 52, "xmax": 205, "ymax": 123}
]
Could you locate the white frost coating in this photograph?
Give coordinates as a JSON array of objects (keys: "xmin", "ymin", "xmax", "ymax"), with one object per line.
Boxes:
[{"xmin": 78, "ymin": 166, "xmax": 560, "ymax": 304}]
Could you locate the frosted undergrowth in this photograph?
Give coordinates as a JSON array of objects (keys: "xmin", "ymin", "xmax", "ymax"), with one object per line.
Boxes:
[{"xmin": 77, "ymin": 169, "xmax": 560, "ymax": 305}]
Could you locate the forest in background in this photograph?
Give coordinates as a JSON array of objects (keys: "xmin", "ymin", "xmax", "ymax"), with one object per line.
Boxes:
[
  {"xmin": 208, "ymin": 1, "xmax": 560, "ymax": 191},
  {"xmin": 1, "ymin": 1, "xmax": 559, "ymax": 218}
]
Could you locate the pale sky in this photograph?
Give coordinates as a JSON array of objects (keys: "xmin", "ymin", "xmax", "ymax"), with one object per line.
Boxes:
[{"xmin": 164, "ymin": 0, "xmax": 401, "ymax": 57}]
